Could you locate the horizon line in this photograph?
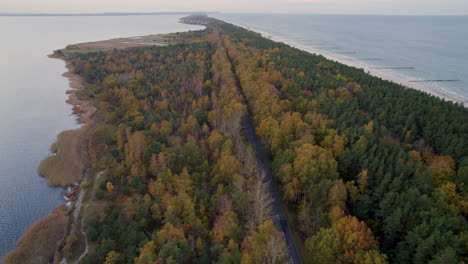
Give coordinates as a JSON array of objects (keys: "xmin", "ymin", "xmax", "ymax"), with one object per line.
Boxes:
[
  {"xmin": 1, "ymin": 11, "xmax": 468, "ymax": 16},
  {"xmin": 0, "ymin": 11, "xmax": 214, "ymax": 16}
]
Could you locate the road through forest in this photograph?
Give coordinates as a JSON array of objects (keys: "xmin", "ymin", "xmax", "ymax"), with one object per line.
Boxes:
[{"xmin": 222, "ymin": 38, "xmax": 303, "ymax": 264}]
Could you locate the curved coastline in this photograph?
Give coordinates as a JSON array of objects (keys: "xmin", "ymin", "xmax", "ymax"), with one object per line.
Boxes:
[
  {"xmin": 3, "ymin": 21, "xmax": 207, "ymax": 262},
  {"xmin": 1, "ymin": 16, "xmax": 206, "ymax": 262},
  {"xmin": 37, "ymin": 58, "xmax": 96, "ymax": 187},
  {"xmin": 3, "ymin": 15, "xmax": 465, "ymax": 263},
  {"xmin": 2, "ymin": 56, "xmax": 95, "ymax": 263},
  {"xmin": 229, "ymin": 23, "xmax": 467, "ymax": 107}
]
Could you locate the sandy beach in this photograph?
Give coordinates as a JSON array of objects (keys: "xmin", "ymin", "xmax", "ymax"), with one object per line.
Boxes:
[{"xmin": 249, "ymin": 28, "xmax": 467, "ymax": 107}]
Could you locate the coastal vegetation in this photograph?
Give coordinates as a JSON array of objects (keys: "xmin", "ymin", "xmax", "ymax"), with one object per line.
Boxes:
[
  {"xmin": 68, "ymin": 30, "xmax": 290, "ymax": 264},
  {"xmin": 7, "ymin": 16, "xmax": 467, "ymax": 264},
  {"xmin": 3, "ymin": 205, "xmax": 70, "ymax": 264},
  {"xmin": 37, "ymin": 65, "xmax": 96, "ymax": 186},
  {"xmin": 38, "ymin": 129, "xmax": 87, "ymax": 186}
]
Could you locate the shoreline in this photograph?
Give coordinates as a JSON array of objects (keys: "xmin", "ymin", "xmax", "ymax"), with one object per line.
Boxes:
[
  {"xmin": 3, "ymin": 26, "xmax": 202, "ymax": 262},
  {"xmin": 3, "ymin": 16, "xmax": 464, "ymax": 262},
  {"xmin": 235, "ymin": 24, "xmax": 467, "ymax": 107},
  {"xmin": 2, "ymin": 18, "xmax": 205, "ymax": 262},
  {"xmin": 37, "ymin": 56, "xmax": 96, "ymax": 187},
  {"xmin": 3, "ymin": 56, "xmax": 95, "ymax": 263}
]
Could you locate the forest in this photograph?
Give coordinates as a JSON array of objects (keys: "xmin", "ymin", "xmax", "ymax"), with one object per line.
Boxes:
[{"xmin": 41, "ymin": 16, "xmax": 467, "ymax": 264}]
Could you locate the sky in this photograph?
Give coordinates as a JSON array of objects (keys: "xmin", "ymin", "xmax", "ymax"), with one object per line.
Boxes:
[{"xmin": 1, "ymin": 0, "xmax": 468, "ymax": 15}]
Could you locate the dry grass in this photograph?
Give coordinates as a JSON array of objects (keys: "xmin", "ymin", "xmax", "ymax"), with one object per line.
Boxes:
[
  {"xmin": 3, "ymin": 205, "xmax": 70, "ymax": 264},
  {"xmin": 38, "ymin": 63, "xmax": 96, "ymax": 187},
  {"xmin": 57, "ymin": 34, "xmax": 174, "ymax": 55},
  {"xmin": 51, "ymin": 32, "xmax": 201, "ymax": 56},
  {"xmin": 4, "ymin": 57, "xmax": 97, "ymax": 263},
  {"xmin": 38, "ymin": 128, "xmax": 86, "ymax": 186}
]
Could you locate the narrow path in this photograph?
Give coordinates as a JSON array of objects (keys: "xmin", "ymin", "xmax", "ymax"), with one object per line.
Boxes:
[
  {"xmin": 76, "ymin": 170, "xmax": 104, "ymax": 264},
  {"xmin": 76, "ymin": 211, "xmax": 88, "ymax": 264},
  {"xmin": 59, "ymin": 169, "xmax": 91, "ymax": 264},
  {"xmin": 221, "ymin": 38, "xmax": 303, "ymax": 264}
]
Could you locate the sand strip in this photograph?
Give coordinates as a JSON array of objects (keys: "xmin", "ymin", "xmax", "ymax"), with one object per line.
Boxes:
[{"xmin": 249, "ymin": 27, "xmax": 467, "ymax": 107}]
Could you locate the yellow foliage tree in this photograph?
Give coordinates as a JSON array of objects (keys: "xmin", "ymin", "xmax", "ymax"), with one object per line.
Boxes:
[
  {"xmin": 104, "ymin": 251, "xmax": 122, "ymax": 264},
  {"xmin": 241, "ymin": 220, "xmax": 287, "ymax": 264},
  {"xmin": 106, "ymin": 181, "xmax": 114, "ymax": 193},
  {"xmin": 134, "ymin": 241, "xmax": 157, "ymax": 264}
]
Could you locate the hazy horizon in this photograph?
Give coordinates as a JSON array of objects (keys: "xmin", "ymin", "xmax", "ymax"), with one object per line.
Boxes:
[
  {"xmin": 1, "ymin": 0, "xmax": 468, "ymax": 16},
  {"xmin": 2, "ymin": 11, "xmax": 468, "ymax": 16}
]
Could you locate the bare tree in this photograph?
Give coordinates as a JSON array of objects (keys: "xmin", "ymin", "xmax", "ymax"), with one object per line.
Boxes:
[
  {"xmin": 249, "ymin": 172, "xmax": 273, "ymax": 232},
  {"xmin": 242, "ymin": 146, "xmax": 259, "ymax": 179},
  {"xmin": 264, "ymin": 231, "xmax": 288, "ymax": 264}
]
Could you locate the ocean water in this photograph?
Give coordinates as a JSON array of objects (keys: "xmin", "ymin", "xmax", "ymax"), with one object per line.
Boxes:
[
  {"xmin": 213, "ymin": 14, "xmax": 468, "ymax": 104},
  {"xmin": 0, "ymin": 12, "xmax": 466, "ymax": 259},
  {"xmin": 0, "ymin": 14, "xmax": 203, "ymax": 258}
]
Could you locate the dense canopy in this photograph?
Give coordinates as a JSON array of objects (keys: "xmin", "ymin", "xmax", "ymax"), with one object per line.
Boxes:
[{"xmin": 43, "ymin": 17, "xmax": 467, "ymax": 264}]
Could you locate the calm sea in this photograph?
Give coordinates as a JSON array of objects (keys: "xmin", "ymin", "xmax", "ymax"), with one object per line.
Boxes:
[
  {"xmin": 214, "ymin": 14, "xmax": 468, "ymax": 104},
  {"xmin": 0, "ymin": 14, "xmax": 203, "ymax": 258},
  {"xmin": 0, "ymin": 12, "xmax": 466, "ymax": 259}
]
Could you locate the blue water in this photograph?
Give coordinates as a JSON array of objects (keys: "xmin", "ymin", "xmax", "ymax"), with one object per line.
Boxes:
[
  {"xmin": 0, "ymin": 14, "xmax": 203, "ymax": 258},
  {"xmin": 0, "ymin": 12, "xmax": 466, "ymax": 259},
  {"xmin": 214, "ymin": 14, "xmax": 468, "ymax": 104}
]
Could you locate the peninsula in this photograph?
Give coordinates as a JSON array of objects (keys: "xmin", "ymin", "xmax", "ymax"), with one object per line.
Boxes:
[{"xmin": 4, "ymin": 16, "xmax": 467, "ymax": 264}]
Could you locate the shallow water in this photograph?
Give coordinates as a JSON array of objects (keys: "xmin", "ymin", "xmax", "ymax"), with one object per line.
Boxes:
[
  {"xmin": 214, "ymin": 14, "xmax": 468, "ymax": 104},
  {"xmin": 0, "ymin": 14, "xmax": 203, "ymax": 258},
  {"xmin": 1, "ymin": 12, "xmax": 466, "ymax": 258}
]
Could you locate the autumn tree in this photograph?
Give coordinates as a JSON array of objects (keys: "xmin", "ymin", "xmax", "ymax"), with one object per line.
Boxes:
[
  {"xmin": 241, "ymin": 220, "xmax": 288, "ymax": 264},
  {"xmin": 306, "ymin": 216, "xmax": 383, "ymax": 263}
]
